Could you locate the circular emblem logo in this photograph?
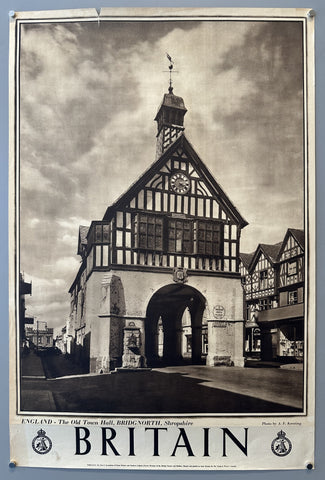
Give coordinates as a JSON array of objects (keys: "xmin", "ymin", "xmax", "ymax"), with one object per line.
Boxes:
[
  {"xmin": 32, "ymin": 429, "xmax": 52, "ymax": 455},
  {"xmin": 271, "ymin": 430, "xmax": 292, "ymax": 457},
  {"xmin": 213, "ymin": 305, "xmax": 225, "ymax": 319}
]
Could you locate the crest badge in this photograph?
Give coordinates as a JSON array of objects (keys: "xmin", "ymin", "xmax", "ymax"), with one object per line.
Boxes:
[
  {"xmin": 271, "ymin": 430, "xmax": 292, "ymax": 457},
  {"xmin": 32, "ymin": 429, "xmax": 52, "ymax": 455},
  {"xmin": 173, "ymin": 267, "xmax": 188, "ymax": 283}
]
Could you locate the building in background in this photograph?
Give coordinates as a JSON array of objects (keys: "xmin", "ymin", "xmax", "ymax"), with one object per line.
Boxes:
[
  {"xmin": 68, "ymin": 82, "xmax": 249, "ymax": 374},
  {"xmin": 54, "ymin": 326, "xmax": 67, "ymax": 354},
  {"xmin": 240, "ymin": 228, "xmax": 305, "ymax": 362},
  {"xmin": 54, "ymin": 317, "xmax": 75, "ymax": 355},
  {"xmin": 25, "ymin": 321, "xmax": 54, "ymax": 350}
]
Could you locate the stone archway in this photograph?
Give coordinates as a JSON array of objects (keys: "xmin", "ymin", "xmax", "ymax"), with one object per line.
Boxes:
[{"xmin": 145, "ymin": 284, "xmax": 206, "ymax": 367}]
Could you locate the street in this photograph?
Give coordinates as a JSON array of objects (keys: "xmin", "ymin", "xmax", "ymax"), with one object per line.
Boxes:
[{"xmin": 20, "ymin": 351, "xmax": 304, "ymax": 414}]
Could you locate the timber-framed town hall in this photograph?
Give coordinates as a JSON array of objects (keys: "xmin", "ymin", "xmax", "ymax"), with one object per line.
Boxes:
[{"xmin": 63, "ymin": 82, "xmax": 304, "ymax": 374}]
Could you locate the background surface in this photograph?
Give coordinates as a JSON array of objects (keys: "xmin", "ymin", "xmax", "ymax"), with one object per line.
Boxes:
[{"xmin": 1, "ymin": 1, "xmax": 323, "ymax": 479}]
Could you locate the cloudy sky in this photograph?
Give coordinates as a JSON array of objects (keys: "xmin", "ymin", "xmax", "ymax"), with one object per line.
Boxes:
[{"xmin": 19, "ymin": 19, "xmax": 304, "ymax": 329}]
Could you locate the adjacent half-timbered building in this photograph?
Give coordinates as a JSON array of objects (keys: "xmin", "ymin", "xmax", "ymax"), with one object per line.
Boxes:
[
  {"xmin": 68, "ymin": 87, "xmax": 248, "ymax": 373},
  {"xmin": 239, "ymin": 252, "xmax": 259, "ymax": 356},
  {"xmin": 240, "ymin": 228, "xmax": 305, "ymax": 362},
  {"xmin": 272, "ymin": 229, "xmax": 305, "ymax": 359}
]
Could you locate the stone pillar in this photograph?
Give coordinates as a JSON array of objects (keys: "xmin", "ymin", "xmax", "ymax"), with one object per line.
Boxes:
[
  {"xmin": 190, "ymin": 301, "xmax": 205, "ymax": 364},
  {"xmin": 260, "ymin": 327, "xmax": 276, "ymax": 361},
  {"xmin": 89, "ymin": 273, "xmax": 126, "ymax": 373},
  {"xmin": 192, "ymin": 326, "xmax": 202, "ymax": 363},
  {"xmin": 175, "ymin": 327, "xmax": 183, "ymax": 361},
  {"xmin": 145, "ymin": 315, "xmax": 160, "ymax": 366},
  {"xmin": 206, "ymin": 319, "xmax": 245, "ymax": 367},
  {"xmin": 233, "ymin": 320, "xmax": 245, "ymax": 367},
  {"xmin": 162, "ymin": 313, "xmax": 177, "ymax": 364}
]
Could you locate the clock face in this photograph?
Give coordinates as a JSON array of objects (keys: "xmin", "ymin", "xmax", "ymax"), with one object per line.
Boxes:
[{"xmin": 170, "ymin": 172, "xmax": 190, "ymax": 194}]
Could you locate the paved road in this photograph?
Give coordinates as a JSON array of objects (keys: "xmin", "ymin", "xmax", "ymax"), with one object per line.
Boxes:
[
  {"xmin": 20, "ymin": 356, "xmax": 303, "ymax": 414},
  {"xmin": 154, "ymin": 365, "xmax": 304, "ymax": 410}
]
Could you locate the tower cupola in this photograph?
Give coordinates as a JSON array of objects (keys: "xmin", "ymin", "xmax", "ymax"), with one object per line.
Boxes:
[
  {"xmin": 155, "ymin": 55, "xmax": 187, "ymax": 158},
  {"xmin": 154, "ymin": 90, "xmax": 187, "ymax": 158}
]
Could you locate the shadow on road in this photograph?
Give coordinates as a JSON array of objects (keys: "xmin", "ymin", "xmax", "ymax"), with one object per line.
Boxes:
[{"xmin": 21, "ymin": 369, "xmax": 302, "ymax": 415}]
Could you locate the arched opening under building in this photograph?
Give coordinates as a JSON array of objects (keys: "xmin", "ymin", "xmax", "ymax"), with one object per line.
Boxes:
[{"xmin": 145, "ymin": 284, "xmax": 207, "ymax": 367}]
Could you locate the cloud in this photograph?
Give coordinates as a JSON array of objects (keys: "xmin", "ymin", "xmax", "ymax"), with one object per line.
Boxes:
[
  {"xmin": 28, "ymin": 217, "xmax": 40, "ymax": 228},
  {"xmin": 56, "ymin": 217, "xmax": 90, "ymax": 231},
  {"xmin": 24, "ymin": 274, "xmax": 70, "ymax": 328},
  {"xmin": 60, "ymin": 234, "xmax": 78, "ymax": 247},
  {"xmin": 52, "ymin": 256, "xmax": 80, "ymax": 275},
  {"xmin": 21, "ymin": 160, "xmax": 56, "ymax": 194}
]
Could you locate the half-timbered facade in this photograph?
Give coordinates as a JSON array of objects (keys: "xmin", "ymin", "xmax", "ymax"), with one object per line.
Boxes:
[
  {"xmin": 239, "ymin": 252, "xmax": 259, "ymax": 356},
  {"xmin": 240, "ymin": 228, "xmax": 305, "ymax": 361},
  {"xmin": 68, "ymin": 87, "xmax": 248, "ymax": 373}
]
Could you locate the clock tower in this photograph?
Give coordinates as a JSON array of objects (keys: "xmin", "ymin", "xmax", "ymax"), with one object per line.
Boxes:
[{"xmin": 154, "ymin": 86, "xmax": 187, "ymax": 159}]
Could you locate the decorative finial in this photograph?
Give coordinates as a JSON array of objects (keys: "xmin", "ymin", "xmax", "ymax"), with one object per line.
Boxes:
[{"xmin": 166, "ymin": 53, "xmax": 175, "ymax": 94}]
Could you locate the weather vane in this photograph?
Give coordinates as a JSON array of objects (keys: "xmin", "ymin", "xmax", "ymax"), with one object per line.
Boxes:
[{"xmin": 165, "ymin": 53, "xmax": 178, "ymax": 94}]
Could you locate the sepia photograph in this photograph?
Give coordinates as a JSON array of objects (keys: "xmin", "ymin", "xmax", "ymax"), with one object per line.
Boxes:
[{"xmin": 11, "ymin": 8, "xmax": 313, "ymax": 424}]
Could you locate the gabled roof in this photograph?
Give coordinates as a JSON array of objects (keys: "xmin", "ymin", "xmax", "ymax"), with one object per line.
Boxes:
[
  {"xmin": 249, "ymin": 242, "xmax": 283, "ymax": 272},
  {"xmin": 277, "ymin": 228, "xmax": 305, "ymax": 260},
  {"xmin": 102, "ymin": 133, "xmax": 248, "ymax": 228},
  {"xmin": 241, "ymin": 228, "xmax": 305, "ymax": 274},
  {"xmin": 288, "ymin": 228, "xmax": 305, "ymax": 250},
  {"xmin": 239, "ymin": 252, "xmax": 254, "ymax": 270},
  {"xmin": 260, "ymin": 242, "xmax": 283, "ymax": 263}
]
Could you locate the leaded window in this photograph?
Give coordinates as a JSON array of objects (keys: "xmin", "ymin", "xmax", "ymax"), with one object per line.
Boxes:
[
  {"xmin": 134, "ymin": 213, "xmax": 164, "ymax": 251},
  {"xmin": 168, "ymin": 219, "xmax": 192, "ymax": 253},
  {"xmin": 288, "ymin": 260, "xmax": 297, "ymax": 276},
  {"xmin": 93, "ymin": 223, "xmax": 110, "ymax": 243},
  {"xmin": 259, "ymin": 270, "xmax": 268, "ymax": 289},
  {"xmin": 194, "ymin": 220, "xmax": 223, "ymax": 256},
  {"xmin": 288, "ymin": 290, "xmax": 298, "ymax": 305},
  {"xmin": 258, "ymin": 298, "xmax": 272, "ymax": 311},
  {"xmin": 133, "ymin": 214, "xmax": 224, "ymax": 256}
]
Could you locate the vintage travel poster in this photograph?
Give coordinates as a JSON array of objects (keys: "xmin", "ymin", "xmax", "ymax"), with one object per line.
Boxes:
[{"xmin": 9, "ymin": 7, "xmax": 315, "ymax": 470}]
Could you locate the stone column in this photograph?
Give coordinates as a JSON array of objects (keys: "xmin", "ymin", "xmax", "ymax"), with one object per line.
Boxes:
[
  {"xmin": 190, "ymin": 301, "xmax": 205, "ymax": 364},
  {"xmin": 162, "ymin": 312, "xmax": 177, "ymax": 364},
  {"xmin": 233, "ymin": 320, "xmax": 245, "ymax": 367},
  {"xmin": 89, "ymin": 273, "xmax": 127, "ymax": 373},
  {"xmin": 144, "ymin": 315, "xmax": 160, "ymax": 366},
  {"xmin": 260, "ymin": 328, "xmax": 273, "ymax": 361},
  {"xmin": 191, "ymin": 326, "xmax": 202, "ymax": 364},
  {"xmin": 206, "ymin": 319, "xmax": 245, "ymax": 367}
]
